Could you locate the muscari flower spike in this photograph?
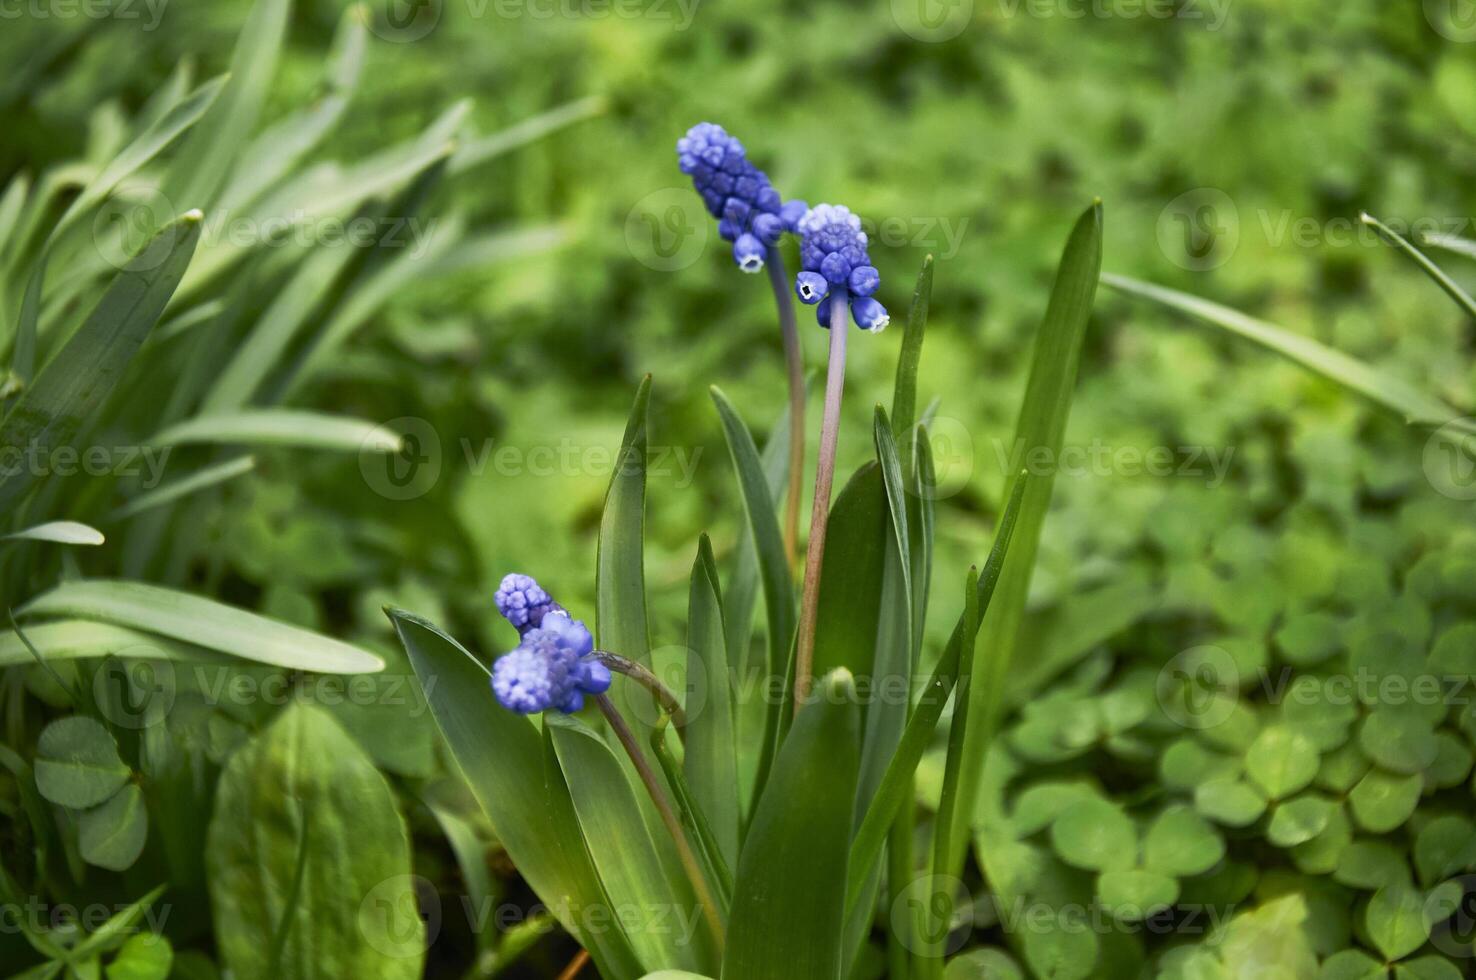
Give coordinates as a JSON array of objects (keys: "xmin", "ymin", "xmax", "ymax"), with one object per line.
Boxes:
[
  {"xmin": 494, "ymin": 572, "xmax": 565, "ymax": 634},
  {"xmin": 677, "ymin": 122, "xmax": 807, "ymax": 274},
  {"xmin": 793, "ymin": 204, "xmax": 889, "ymax": 332},
  {"xmin": 491, "ymin": 575, "xmax": 610, "ymax": 714}
]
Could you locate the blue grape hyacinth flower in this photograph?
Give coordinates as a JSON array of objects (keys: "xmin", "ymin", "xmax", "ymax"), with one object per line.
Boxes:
[
  {"xmin": 677, "ymin": 122, "xmax": 806, "ymax": 273},
  {"xmin": 793, "ymin": 203, "xmax": 889, "ymax": 332},
  {"xmin": 494, "ymin": 572, "xmax": 564, "ymax": 634},
  {"xmin": 492, "ymin": 609, "xmax": 612, "ymax": 714}
]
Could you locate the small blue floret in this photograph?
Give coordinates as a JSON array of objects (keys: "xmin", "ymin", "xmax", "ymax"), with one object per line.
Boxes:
[
  {"xmin": 795, "ymin": 271, "xmax": 828, "ymax": 305},
  {"xmin": 851, "ymin": 296, "xmax": 890, "ymax": 332},
  {"xmin": 494, "ymin": 573, "xmax": 564, "ymax": 633},
  {"xmin": 794, "ymin": 204, "xmax": 885, "ymax": 331},
  {"xmin": 848, "ymin": 265, "xmax": 880, "ymax": 297},
  {"xmin": 733, "ymin": 233, "xmax": 765, "ymax": 273}
]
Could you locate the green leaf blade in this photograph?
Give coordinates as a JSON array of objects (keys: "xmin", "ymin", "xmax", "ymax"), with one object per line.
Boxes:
[{"xmin": 723, "ymin": 670, "xmax": 860, "ymax": 980}]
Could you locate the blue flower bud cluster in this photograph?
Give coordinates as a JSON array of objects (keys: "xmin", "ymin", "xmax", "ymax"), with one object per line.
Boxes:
[
  {"xmin": 491, "ymin": 573, "xmax": 611, "ymax": 714},
  {"xmin": 793, "ymin": 204, "xmax": 889, "ymax": 332},
  {"xmin": 677, "ymin": 122, "xmax": 807, "ymax": 274}
]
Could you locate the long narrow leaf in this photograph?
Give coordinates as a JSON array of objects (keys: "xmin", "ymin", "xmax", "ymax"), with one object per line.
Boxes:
[
  {"xmin": 23, "ymin": 580, "xmax": 383, "ymax": 673},
  {"xmin": 217, "ymin": 4, "xmax": 368, "ymax": 213},
  {"xmin": 450, "ymin": 95, "xmax": 608, "ymax": 175},
  {"xmin": 685, "ymin": 534, "xmax": 739, "ymax": 871},
  {"xmin": 149, "ymin": 410, "xmax": 401, "ymax": 453},
  {"xmin": 547, "ymin": 714, "xmax": 712, "ymax": 974},
  {"xmin": 845, "ymin": 473, "xmax": 1030, "ymax": 915},
  {"xmin": 1103, "ymin": 272, "xmax": 1469, "ymax": 432},
  {"xmin": 724, "ymin": 670, "xmax": 859, "ymax": 980},
  {"xmin": 709, "ymin": 387, "xmax": 795, "ymax": 806},
  {"xmin": 110, "ymin": 456, "xmax": 255, "ymax": 521},
  {"xmin": 0, "ymin": 212, "xmax": 203, "ymax": 513},
  {"xmin": 388, "ymin": 609, "xmax": 645, "ymax": 980},
  {"xmin": 891, "ymin": 255, "xmax": 934, "ymax": 448},
  {"xmin": 1362, "ymin": 212, "xmax": 1476, "ymax": 321},
  {"xmin": 3, "ymin": 521, "xmax": 104, "ymax": 546},
  {"xmin": 951, "ymin": 201, "xmax": 1102, "ymax": 857},
  {"xmin": 10, "ymin": 76, "xmax": 225, "ymax": 381},
  {"xmin": 597, "ymin": 376, "xmax": 656, "ymax": 742},
  {"xmin": 0, "ymin": 620, "xmax": 219, "ymax": 668},
  {"xmin": 162, "ymin": 0, "xmax": 289, "ymax": 211}
]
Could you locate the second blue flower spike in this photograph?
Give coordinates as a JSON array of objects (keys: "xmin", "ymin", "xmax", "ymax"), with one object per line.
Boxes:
[
  {"xmin": 677, "ymin": 122, "xmax": 805, "ymax": 273},
  {"xmin": 794, "ymin": 203, "xmax": 888, "ymax": 332}
]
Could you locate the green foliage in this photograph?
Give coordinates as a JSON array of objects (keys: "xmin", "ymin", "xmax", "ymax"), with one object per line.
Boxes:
[
  {"xmin": 206, "ymin": 702, "xmax": 424, "ymax": 978},
  {"xmin": 6, "ymin": 0, "xmax": 1476, "ymax": 977}
]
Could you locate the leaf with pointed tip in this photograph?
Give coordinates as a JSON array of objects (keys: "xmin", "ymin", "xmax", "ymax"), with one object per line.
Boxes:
[
  {"xmin": 1103, "ymin": 273, "xmax": 1469, "ymax": 433},
  {"xmin": 547, "ymin": 714, "xmax": 712, "ymax": 974},
  {"xmin": 149, "ymin": 410, "xmax": 401, "ymax": 453},
  {"xmin": 388, "ymin": 609, "xmax": 644, "ymax": 980},
  {"xmin": 0, "ymin": 212, "xmax": 202, "ymax": 513},
  {"xmin": 685, "ymin": 534, "xmax": 739, "ymax": 871},
  {"xmin": 450, "ymin": 95, "xmax": 608, "ymax": 175},
  {"xmin": 598, "ymin": 377, "xmax": 657, "ymax": 742},
  {"xmin": 1362, "ymin": 212, "xmax": 1476, "ymax": 321},
  {"xmin": 11, "ymin": 76, "xmax": 225, "ymax": 382},
  {"xmin": 891, "ymin": 255, "xmax": 934, "ymax": 447},
  {"xmin": 846, "ymin": 472, "xmax": 1031, "ymax": 915},
  {"xmin": 4, "ymin": 521, "xmax": 104, "ymax": 545},
  {"xmin": 23, "ymin": 580, "xmax": 383, "ymax": 673},
  {"xmin": 953, "ymin": 201, "xmax": 1103, "ymax": 859},
  {"xmin": 110, "ymin": 456, "xmax": 255, "ymax": 521}
]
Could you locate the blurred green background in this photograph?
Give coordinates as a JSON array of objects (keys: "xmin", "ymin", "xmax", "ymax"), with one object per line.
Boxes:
[
  {"xmin": 5, "ymin": 0, "xmax": 1476, "ymax": 975},
  {"xmin": 8, "ymin": 0, "xmax": 1474, "ymax": 660}
]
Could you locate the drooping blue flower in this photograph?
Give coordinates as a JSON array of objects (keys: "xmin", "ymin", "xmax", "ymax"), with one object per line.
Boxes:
[
  {"xmin": 494, "ymin": 573, "xmax": 564, "ymax": 633},
  {"xmin": 490, "ymin": 578, "xmax": 611, "ymax": 714},
  {"xmin": 677, "ymin": 122, "xmax": 805, "ymax": 273},
  {"xmin": 794, "ymin": 204, "xmax": 889, "ymax": 332}
]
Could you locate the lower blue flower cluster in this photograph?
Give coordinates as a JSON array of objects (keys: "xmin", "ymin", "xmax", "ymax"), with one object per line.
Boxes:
[{"xmin": 491, "ymin": 573, "xmax": 611, "ymax": 714}]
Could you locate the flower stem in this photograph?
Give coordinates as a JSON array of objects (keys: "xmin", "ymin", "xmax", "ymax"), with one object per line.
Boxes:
[
  {"xmin": 765, "ymin": 245, "xmax": 805, "ymax": 569},
  {"xmin": 595, "ymin": 694, "xmax": 726, "ymax": 952},
  {"xmin": 554, "ymin": 950, "xmax": 589, "ymax": 980},
  {"xmin": 793, "ymin": 289, "xmax": 850, "ymax": 713},
  {"xmin": 594, "ymin": 650, "xmax": 687, "ymax": 739}
]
